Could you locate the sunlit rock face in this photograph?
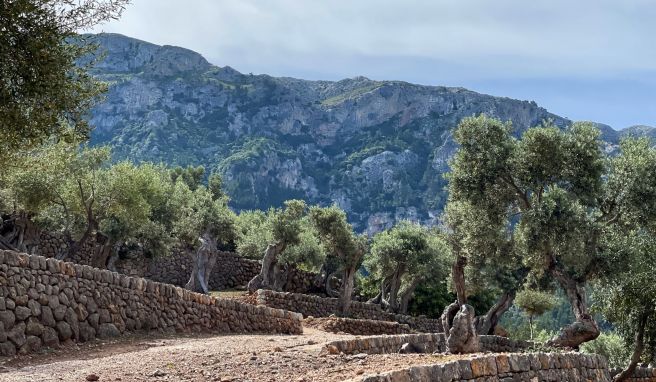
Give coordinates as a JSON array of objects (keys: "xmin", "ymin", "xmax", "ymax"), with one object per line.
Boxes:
[{"xmin": 88, "ymin": 33, "xmax": 635, "ymax": 233}]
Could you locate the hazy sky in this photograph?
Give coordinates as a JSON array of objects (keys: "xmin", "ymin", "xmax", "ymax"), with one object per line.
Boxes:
[{"xmin": 92, "ymin": 0, "xmax": 656, "ymax": 129}]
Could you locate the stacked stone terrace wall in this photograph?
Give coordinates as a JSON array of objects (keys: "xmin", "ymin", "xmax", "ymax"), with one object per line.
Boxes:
[
  {"xmin": 257, "ymin": 289, "xmax": 443, "ymax": 333},
  {"xmin": 35, "ymin": 231, "xmax": 95, "ymax": 265},
  {"xmin": 305, "ymin": 316, "xmax": 412, "ymax": 336},
  {"xmin": 611, "ymin": 367, "xmax": 656, "ymax": 381},
  {"xmin": 356, "ymin": 352, "xmax": 611, "ymax": 382},
  {"xmin": 127, "ymin": 250, "xmax": 262, "ymax": 290},
  {"xmin": 478, "ymin": 335, "xmax": 533, "ymax": 353},
  {"xmin": 33, "ymin": 231, "xmax": 319, "ymax": 293},
  {"xmin": 324, "ymin": 333, "xmax": 446, "ymax": 355},
  {"xmin": 323, "ymin": 333, "xmax": 530, "ymax": 355},
  {"xmin": 0, "ymin": 250, "xmax": 302, "ymax": 356}
]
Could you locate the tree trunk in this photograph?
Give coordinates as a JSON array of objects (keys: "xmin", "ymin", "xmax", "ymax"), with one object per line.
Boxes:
[
  {"xmin": 547, "ymin": 267, "xmax": 600, "ymax": 348},
  {"xmin": 0, "ymin": 235, "xmax": 17, "ymax": 251},
  {"xmin": 386, "ymin": 265, "xmax": 406, "ymax": 313},
  {"xmin": 90, "ymin": 232, "xmax": 112, "ymax": 269},
  {"xmin": 66, "ymin": 181, "xmax": 97, "ymax": 260},
  {"xmin": 614, "ymin": 310, "xmax": 650, "ymax": 382},
  {"xmin": 65, "ymin": 216, "xmax": 97, "ymax": 260},
  {"xmin": 441, "ymin": 301, "xmax": 461, "ymax": 334},
  {"xmin": 106, "ymin": 251, "xmax": 120, "ymax": 273},
  {"xmin": 529, "ymin": 315, "xmax": 534, "ymax": 340},
  {"xmin": 452, "ymin": 255, "xmax": 468, "ymax": 305},
  {"xmin": 475, "ymin": 290, "xmax": 516, "ymax": 335},
  {"xmin": 369, "ymin": 275, "xmax": 391, "ymax": 304},
  {"xmin": 3, "ymin": 214, "xmax": 40, "ymax": 253},
  {"xmin": 247, "ymin": 241, "xmax": 286, "ymax": 293},
  {"xmin": 185, "ymin": 233, "xmax": 218, "ymax": 294},
  {"xmin": 339, "ymin": 265, "xmax": 357, "ymax": 316},
  {"xmin": 324, "ymin": 269, "xmax": 341, "ymax": 298},
  {"xmin": 272, "ymin": 262, "xmax": 287, "ymax": 291},
  {"xmin": 399, "ymin": 277, "xmax": 421, "ymax": 315}
]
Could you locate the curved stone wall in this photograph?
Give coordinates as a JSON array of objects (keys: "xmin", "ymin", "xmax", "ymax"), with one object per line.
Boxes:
[
  {"xmin": 322, "ymin": 333, "xmax": 531, "ymax": 355},
  {"xmin": 356, "ymin": 352, "xmax": 611, "ymax": 382},
  {"xmin": 0, "ymin": 250, "xmax": 302, "ymax": 356},
  {"xmin": 305, "ymin": 316, "xmax": 412, "ymax": 335},
  {"xmin": 256, "ymin": 289, "xmax": 443, "ymax": 333}
]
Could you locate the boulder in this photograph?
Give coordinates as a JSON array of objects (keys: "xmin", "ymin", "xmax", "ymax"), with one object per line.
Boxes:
[
  {"xmin": 98, "ymin": 323, "xmax": 120, "ymax": 338},
  {"xmin": 41, "ymin": 326, "xmax": 60, "ymax": 348},
  {"xmin": 8, "ymin": 322, "xmax": 27, "ymax": 347},
  {"xmin": 56, "ymin": 321, "xmax": 72, "ymax": 341}
]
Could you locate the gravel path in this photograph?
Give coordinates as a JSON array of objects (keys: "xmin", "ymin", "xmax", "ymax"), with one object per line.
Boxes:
[{"xmin": 0, "ymin": 327, "xmax": 462, "ymax": 382}]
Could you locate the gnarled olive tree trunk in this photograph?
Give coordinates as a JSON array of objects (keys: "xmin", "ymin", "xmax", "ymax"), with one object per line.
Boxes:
[
  {"xmin": 247, "ymin": 241, "xmax": 286, "ymax": 293},
  {"xmin": 367, "ymin": 275, "xmax": 391, "ymax": 304},
  {"xmin": 185, "ymin": 232, "xmax": 219, "ymax": 294},
  {"xmin": 475, "ymin": 290, "xmax": 516, "ymax": 335},
  {"xmin": 547, "ymin": 267, "xmax": 600, "ymax": 348},
  {"xmin": 398, "ymin": 277, "xmax": 422, "ymax": 315},
  {"xmin": 383, "ymin": 265, "xmax": 407, "ymax": 313},
  {"xmin": 90, "ymin": 232, "xmax": 112, "ymax": 269},
  {"xmin": 2, "ymin": 214, "xmax": 40, "ymax": 253},
  {"xmin": 339, "ymin": 265, "xmax": 357, "ymax": 316},
  {"xmin": 614, "ymin": 310, "xmax": 650, "ymax": 382},
  {"xmin": 441, "ymin": 301, "xmax": 460, "ymax": 334},
  {"xmin": 452, "ymin": 254, "xmax": 468, "ymax": 306}
]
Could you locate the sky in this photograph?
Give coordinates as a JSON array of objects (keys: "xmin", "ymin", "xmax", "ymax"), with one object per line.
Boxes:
[{"xmin": 91, "ymin": 0, "xmax": 656, "ymax": 129}]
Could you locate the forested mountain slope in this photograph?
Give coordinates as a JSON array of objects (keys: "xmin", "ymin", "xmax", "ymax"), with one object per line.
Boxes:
[{"xmin": 87, "ymin": 33, "xmax": 652, "ymax": 232}]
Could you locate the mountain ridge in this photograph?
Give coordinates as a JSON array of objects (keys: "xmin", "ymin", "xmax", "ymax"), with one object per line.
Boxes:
[{"xmin": 86, "ymin": 33, "xmax": 653, "ymax": 233}]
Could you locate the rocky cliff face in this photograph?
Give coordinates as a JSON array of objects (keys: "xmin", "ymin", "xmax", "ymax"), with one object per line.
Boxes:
[{"xmin": 87, "ymin": 33, "xmax": 645, "ymax": 232}]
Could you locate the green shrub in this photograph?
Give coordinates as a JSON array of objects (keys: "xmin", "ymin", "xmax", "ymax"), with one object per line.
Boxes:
[{"xmin": 580, "ymin": 332, "xmax": 630, "ymax": 369}]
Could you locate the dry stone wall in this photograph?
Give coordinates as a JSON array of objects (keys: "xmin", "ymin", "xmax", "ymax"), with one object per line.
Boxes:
[
  {"xmin": 0, "ymin": 250, "xmax": 303, "ymax": 357},
  {"xmin": 121, "ymin": 250, "xmax": 262, "ymax": 290},
  {"xmin": 322, "ymin": 334, "xmax": 531, "ymax": 355},
  {"xmin": 305, "ymin": 317, "xmax": 412, "ymax": 335},
  {"xmin": 324, "ymin": 333, "xmax": 446, "ymax": 355},
  {"xmin": 257, "ymin": 290, "xmax": 443, "ymax": 333},
  {"xmin": 610, "ymin": 367, "xmax": 656, "ymax": 381},
  {"xmin": 32, "ymin": 230, "xmax": 319, "ymax": 294},
  {"xmin": 35, "ymin": 231, "xmax": 96, "ymax": 264},
  {"xmin": 478, "ymin": 335, "xmax": 533, "ymax": 353},
  {"xmin": 356, "ymin": 352, "xmax": 611, "ymax": 382}
]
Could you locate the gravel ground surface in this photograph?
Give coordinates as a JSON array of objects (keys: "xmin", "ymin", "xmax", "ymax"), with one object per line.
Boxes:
[{"xmin": 0, "ymin": 327, "xmax": 463, "ymax": 382}]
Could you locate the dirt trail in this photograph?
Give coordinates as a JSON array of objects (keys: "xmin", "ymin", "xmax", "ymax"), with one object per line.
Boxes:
[{"xmin": 0, "ymin": 328, "xmax": 459, "ymax": 382}]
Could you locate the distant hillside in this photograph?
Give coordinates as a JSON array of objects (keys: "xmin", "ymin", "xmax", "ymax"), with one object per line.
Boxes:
[{"xmin": 86, "ymin": 33, "xmax": 651, "ymax": 233}]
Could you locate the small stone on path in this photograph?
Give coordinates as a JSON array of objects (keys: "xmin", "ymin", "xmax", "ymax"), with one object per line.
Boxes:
[{"xmin": 148, "ymin": 369, "xmax": 166, "ymax": 377}]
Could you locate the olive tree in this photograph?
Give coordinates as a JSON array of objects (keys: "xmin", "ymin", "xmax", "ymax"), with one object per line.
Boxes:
[
  {"xmin": 446, "ymin": 115, "xmax": 611, "ymax": 348},
  {"xmin": 366, "ymin": 221, "xmax": 449, "ymax": 314},
  {"xmin": 593, "ymin": 138, "xmax": 656, "ymax": 381},
  {"xmin": 7, "ymin": 141, "xmax": 109, "ymax": 257},
  {"xmin": 239, "ymin": 206, "xmax": 325, "ymax": 291},
  {"xmin": 443, "ymin": 198, "xmax": 528, "ymax": 335},
  {"xmin": 6, "ymin": 141, "xmax": 178, "ymax": 267},
  {"xmin": 176, "ymin": 183, "xmax": 237, "ymax": 294},
  {"xmin": 310, "ymin": 205, "xmax": 367, "ymax": 316},
  {"xmin": 0, "ymin": 0, "xmax": 129, "ymax": 157},
  {"xmin": 515, "ymin": 289, "xmax": 557, "ymax": 340},
  {"xmin": 246, "ymin": 200, "xmax": 307, "ymax": 292}
]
